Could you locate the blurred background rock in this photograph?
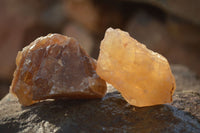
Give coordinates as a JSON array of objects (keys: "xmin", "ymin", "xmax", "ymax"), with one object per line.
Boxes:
[{"xmin": 0, "ymin": 0, "xmax": 200, "ymax": 99}]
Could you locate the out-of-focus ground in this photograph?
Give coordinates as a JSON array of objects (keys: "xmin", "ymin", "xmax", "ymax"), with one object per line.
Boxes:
[{"xmin": 0, "ymin": 0, "xmax": 200, "ymax": 99}]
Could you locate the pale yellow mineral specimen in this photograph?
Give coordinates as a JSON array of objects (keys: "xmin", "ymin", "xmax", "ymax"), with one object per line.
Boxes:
[{"xmin": 96, "ymin": 28, "xmax": 176, "ymax": 107}]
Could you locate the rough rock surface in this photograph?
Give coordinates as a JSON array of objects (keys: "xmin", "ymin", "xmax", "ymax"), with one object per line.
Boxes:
[
  {"xmin": 0, "ymin": 65, "xmax": 200, "ymax": 133},
  {"xmin": 10, "ymin": 34, "xmax": 107, "ymax": 106},
  {"xmin": 171, "ymin": 65, "xmax": 200, "ymax": 120},
  {"xmin": 96, "ymin": 28, "xmax": 175, "ymax": 107}
]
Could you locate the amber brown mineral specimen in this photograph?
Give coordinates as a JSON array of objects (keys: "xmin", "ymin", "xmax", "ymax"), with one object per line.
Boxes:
[
  {"xmin": 96, "ymin": 28, "xmax": 176, "ymax": 107},
  {"xmin": 10, "ymin": 34, "xmax": 107, "ymax": 106}
]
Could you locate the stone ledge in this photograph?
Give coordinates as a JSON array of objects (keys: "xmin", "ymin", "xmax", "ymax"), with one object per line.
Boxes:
[{"xmin": 0, "ymin": 65, "xmax": 200, "ymax": 133}]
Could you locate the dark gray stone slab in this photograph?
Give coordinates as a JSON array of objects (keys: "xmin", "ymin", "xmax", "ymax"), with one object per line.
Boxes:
[{"xmin": 0, "ymin": 65, "xmax": 200, "ymax": 133}]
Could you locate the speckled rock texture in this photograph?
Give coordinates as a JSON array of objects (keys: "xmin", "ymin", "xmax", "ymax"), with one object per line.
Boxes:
[{"xmin": 0, "ymin": 65, "xmax": 200, "ymax": 133}]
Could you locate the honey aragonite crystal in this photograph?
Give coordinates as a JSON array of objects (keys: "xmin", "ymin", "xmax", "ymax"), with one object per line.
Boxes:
[
  {"xmin": 10, "ymin": 34, "xmax": 107, "ymax": 106},
  {"xmin": 96, "ymin": 28, "xmax": 176, "ymax": 107}
]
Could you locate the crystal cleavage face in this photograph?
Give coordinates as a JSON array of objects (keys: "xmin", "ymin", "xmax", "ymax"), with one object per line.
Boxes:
[
  {"xmin": 10, "ymin": 34, "xmax": 107, "ymax": 106},
  {"xmin": 96, "ymin": 28, "xmax": 176, "ymax": 107}
]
